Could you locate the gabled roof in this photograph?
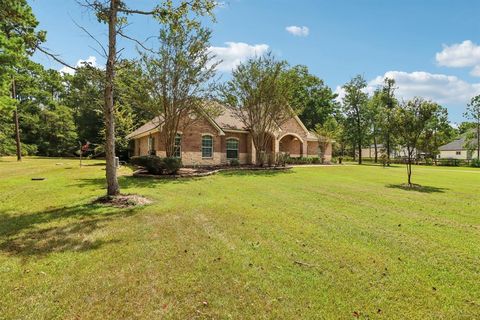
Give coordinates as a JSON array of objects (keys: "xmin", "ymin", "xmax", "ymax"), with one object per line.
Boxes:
[
  {"xmin": 438, "ymin": 135, "xmax": 479, "ymax": 151},
  {"xmin": 126, "ymin": 103, "xmax": 316, "ymax": 140},
  {"xmin": 126, "ymin": 116, "xmax": 162, "ymax": 139}
]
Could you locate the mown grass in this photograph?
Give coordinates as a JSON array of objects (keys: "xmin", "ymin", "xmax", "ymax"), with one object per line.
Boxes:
[{"xmin": 0, "ymin": 157, "xmax": 479, "ymax": 319}]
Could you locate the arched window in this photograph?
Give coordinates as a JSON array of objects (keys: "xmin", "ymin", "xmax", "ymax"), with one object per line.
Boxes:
[
  {"xmin": 202, "ymin": 135, "xmax": 213, "ymax": 158},
  {"xmin": 226, "ymin": 138, "xmax": 239, "ymax": 160},
  {"xmin": 174, "ymin": 134, "xmax": 181, "ymax": 158}
]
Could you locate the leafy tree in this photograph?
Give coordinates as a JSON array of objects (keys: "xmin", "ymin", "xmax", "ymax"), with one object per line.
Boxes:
[
  {"xmin": 342, "ymin": 75, "xmax": 369, "ymax": 164},
  {"xmin": 464, "ymin": 95, "xmax": 480, "ymax": 159},
  {"xmin": 365, "ymin": 89, "xmax": 383, "ymax": 162},
  {"xmin": 81, "ymin": 0, "xmax": 217, "ymax": 196},
  {"xmin": 285, "ymin": 65, "xmax": 339, "ymax": 130},
  {"xmin": 220, "ymin": 53, "xmax": 294, "ymax": 166},
  {"xmin": 378, "ymin": 78, "xmax": 397, "ymax": 163},
  {"xmin": 315, "ymin": 115, "xmax": 339, "ymax": 163},
  {"xmin": 457, "ymin": 121, "xmax": 475, "ymax": 135},
  {"xmin": 0, "ymin": 0, "xmax": 46, "ymax": 160},
  {"xmin": 418, "ymin": 105, "xmax": 455, "ymax": 160},
  {"xmin": 140, "ymin": 14, "xmax": 218, "ymax": 158},
  {"xmin": 393, "ymin": 98, "xmax": 438, "ymax": 186}
]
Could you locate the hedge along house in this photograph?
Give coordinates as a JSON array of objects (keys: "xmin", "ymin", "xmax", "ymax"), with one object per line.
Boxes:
[{"xmin": 126, "ymin": 105, "xmax": 331, "ymax": 166}]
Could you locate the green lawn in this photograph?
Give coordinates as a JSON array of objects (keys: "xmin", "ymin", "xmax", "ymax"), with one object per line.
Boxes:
[{"xmin": 0, "ymin": 157, "xmax": 479, "ymax": 319}]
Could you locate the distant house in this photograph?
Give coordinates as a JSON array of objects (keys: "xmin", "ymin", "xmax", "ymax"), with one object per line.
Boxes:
[
  {"xmin": 126, "ymin": 105, "xmax": 330, "ymax": 166},
  {"xmin": 360, "ymin": 144, "xmax": 415, "ymax": 159},
  {"xmin": 438, "ymin": 135, "xmax": 478, "ymax": 159}
]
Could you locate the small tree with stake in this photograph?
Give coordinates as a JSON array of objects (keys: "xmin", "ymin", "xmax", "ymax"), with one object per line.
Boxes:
[{"xmin": 393, "ymin": 98, "xmax": 438, "ymax": 186}]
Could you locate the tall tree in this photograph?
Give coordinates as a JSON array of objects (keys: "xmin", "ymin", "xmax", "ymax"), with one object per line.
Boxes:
[
  {"xmin": 419, "ymin": 105, "xmax": 455, "ymax": 160},
  {"xmin": 393, "ymin": 98, "xmax": 438, "ymax": 186},
  {"xmin": 379, "ymin": 78, "xmax": 397, "ymax": 163},
  {"xmin": 285, "ymin": 65, "xmax": 339, "ymax": 130},
  {"xmin": 140, "ymin": 14, "xmax": 218, "ymax": 158},
  {"xmin": 81, "ymin": 0, "xmax": 216, "ymax": 196},
  {"xmin": 366, "ymin": 89, "xmax": 383, "ymax": 163},
  {"xmin": 342, "ymin": 75, "xmax": 368, "ymax": 164},
  {"xmin": 464, "ymin": 95, "xmax": 480, "ymax": 159},
  {"xmin": 220, "ymin": 54, "xmax": 295, "ymax": 166},
  {"xmin": 0, "ymin": 0, "xmax": 46, "ymax": 160}
]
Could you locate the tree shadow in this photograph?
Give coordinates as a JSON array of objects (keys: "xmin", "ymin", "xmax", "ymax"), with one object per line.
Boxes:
[
  {"xmin": 219, "ymin": 168, "xmax": 293, "ymax": 177},
  {"xmin": 386, "ymin": 183, "xmax": 447, "ymax": 193},
  {"xmin": 71, "ymin": 175, "xmax": 191, "ymax": 190},
  {"xmin": 0, "ymin": 202, "xmax": 138, "ymax": 257}
]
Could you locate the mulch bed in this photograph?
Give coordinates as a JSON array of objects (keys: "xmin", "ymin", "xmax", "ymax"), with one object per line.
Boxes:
[
  {"xmin": 132, "ymin": 165, "xmax": 292, "ymax": 179},
  {"xmin": 94, "ymin": 194, "xmax": 152, "ymax": 208}
]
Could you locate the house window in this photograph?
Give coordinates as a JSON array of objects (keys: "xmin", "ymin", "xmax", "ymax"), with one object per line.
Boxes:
[
  {"xmin": 456, "ymin": 151, "xmax": 461, "ymax": 155},
  {"xmin": 148, "ymin": 136, "xmax": 156, "ymax": 155},
  {"xmin": 226, "ymin": 138, "xmax": 239, "ymax": 159},
  {"xmin": 202, "ymin": 135, "xmax": 213, "ymax": 158},
  {"xmin": 174, "ymin": 134, "xmax": 181, "ymax": 158}
]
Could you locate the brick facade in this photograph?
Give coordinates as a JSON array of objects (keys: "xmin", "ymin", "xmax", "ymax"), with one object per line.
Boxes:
[{"xmin": 131, "ymin": 113, "xmax": 332, "ymax": 165}]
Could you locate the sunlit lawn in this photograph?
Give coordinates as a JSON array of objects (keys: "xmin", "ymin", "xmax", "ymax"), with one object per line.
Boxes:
[{"xmin": 0, "ymin": 157, "xmax": 479, "ymax": 319}]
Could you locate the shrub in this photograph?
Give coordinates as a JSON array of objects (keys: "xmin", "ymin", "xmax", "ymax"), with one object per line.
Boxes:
[
  {"xmin": 470, "ymin": 158, "xmax": 480, "ymax": 168},
  {"xmin": 311, "ymin": 157, "xmax": 320, "ymax": 164},
  {"xmin": 229, "ymin": 159, "xmax": 240, "ymax": 166},
  {"xmin": 130, "ymin": 155, "xmax": 182, "ymax": 175},
  {"xmin": 162, "ymin": 157, "xmax": 182, "ymax": 174},
  {"xmin": 131, "ymin": 156, "xmax": 164, "ymax": 174}
]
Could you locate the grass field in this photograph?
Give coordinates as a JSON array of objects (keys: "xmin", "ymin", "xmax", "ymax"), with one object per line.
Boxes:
[{"xmin": 0, "ymin": 157, "xmax": 479, "ymax": 319}]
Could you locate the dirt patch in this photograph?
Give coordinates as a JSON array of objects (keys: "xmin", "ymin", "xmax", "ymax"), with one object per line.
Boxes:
[{"xmin": 94, "ymin": 194, "xmax": 152, "ymax": 208}]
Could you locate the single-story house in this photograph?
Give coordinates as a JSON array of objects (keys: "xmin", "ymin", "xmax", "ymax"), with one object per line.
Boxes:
[
  {"xmin": 360, "ymin": 144, "xmax": 415, "ymax": 159},
  {"xmin": 126, "ymin": 105, "xmax": 330, "ymax": 166},
  {"xmin": 438, "ymin": 136, "xmax": 478, "ymax": 159}
]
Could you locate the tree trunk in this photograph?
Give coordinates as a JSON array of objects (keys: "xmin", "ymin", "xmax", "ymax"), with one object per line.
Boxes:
[
  {"xmin": 104, "ymin": 0, "xmax": 120, "ymax": 196},
  {"xmin": 12, "ymin": 78, "xmax": 21, "ymax": 161},
  {"xmin": 373, "ymin": 136, "xmax": 378, "ymax": 163},
  {"xmin": 477, "ymin": 121, "xmax": 480, "ymax": 160},
  {"xmin": 407, "ymin": 150, "xmax": 413, "ymax": 186},
  {"xmin": 358, "ymin": 140, "xmax": 362, "ymax": 164}
]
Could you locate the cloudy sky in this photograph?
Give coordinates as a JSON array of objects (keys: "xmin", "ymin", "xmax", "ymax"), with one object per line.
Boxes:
[{"xmin": 30, "ymin": 0, "xmax": 480, "ymax": 122}]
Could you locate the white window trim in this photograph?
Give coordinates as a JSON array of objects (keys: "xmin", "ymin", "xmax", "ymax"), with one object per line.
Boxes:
[
  {"xmin": 226, "ymin": 138, "xmax": 239, "ymax": 160},
  {"xmin": 174, "ymin": 133, "xmax": 182, "ymax": 158},
  {"xmin": 201, "ymin": 134, "xmax": 214, "ymax": 159}
]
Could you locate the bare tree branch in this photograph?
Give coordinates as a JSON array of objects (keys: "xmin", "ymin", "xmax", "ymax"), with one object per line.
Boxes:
[
  {"xmin": 117, "ymin": 30, "xmax": 158, "ymax": 54},
  {"xmin": 72, "ymin": 19, "xmax": 108, "ymax": 58},
  {"xmin": 35, "ymin": 46, "xmax": 78, "ymax": 71}
]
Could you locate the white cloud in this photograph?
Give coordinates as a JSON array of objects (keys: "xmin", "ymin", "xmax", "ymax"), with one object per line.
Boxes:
[
  {"xmin": 59, "ymin": 56, "xmax": 98, "ymax": 75},
  {"xmin": 435, "ymin": 40, "xmax": 480, "ymax": 76},
  {"xmin": 208, "ymin": 42, "xmax": 269, "ymax": 72},
  {"xmin": 368, "ymin": 71, "xmax": 480, "ymax": 106},
  {"xmin": 285, "ymin": 26, "xmax": 309, "ymax": 37},
  {"xmin": 335, "ymin": 71, "xmax": 480, "ymax": 107}
]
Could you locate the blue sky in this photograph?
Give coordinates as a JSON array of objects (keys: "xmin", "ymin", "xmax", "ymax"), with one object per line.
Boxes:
[{"xmin": 29, "ymin": 0, "xmax": 480, "ymax": 123}]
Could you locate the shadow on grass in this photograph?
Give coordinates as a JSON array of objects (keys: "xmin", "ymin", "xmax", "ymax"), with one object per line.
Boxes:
[
  {"xmin": 219, "ymin": 169, "xmax": 293, "ymax": 177},
  {"xmin": 71, "ymin": 175, "xmax": 191, "ymax": 190},
  {"xmin": 386, "ymin": 183, "xmax": 447, "ymax": 193},
  {"xmin": 0, "ymin": 202, "xmax": 139, "ymax": 257}
]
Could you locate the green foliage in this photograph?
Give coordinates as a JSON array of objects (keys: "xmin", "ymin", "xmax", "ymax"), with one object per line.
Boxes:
[
  {"xmin": 342, "ymin": 75, "xmax": 369, "ymax": 163},
  {"xmin": 470, "ymin": 158, "xmax": 480, "ymax": 167},
  {"xmin": 285, "ymin": 65, "xmax": 339, "ymax": 130},
  {"xmin": 393, "ymin": 97, "xmax": 439, "ymax": 185},
  {"xmin": 140, "ymin": 13, "xmax": 218, "ymax": 158},
  {"xmin": 130, "ymin": 155, "xmax": 182, "ymax": 175},
  {"xmin": 229, "ymin": 159, "xmax": 240, "ymax": 166}
]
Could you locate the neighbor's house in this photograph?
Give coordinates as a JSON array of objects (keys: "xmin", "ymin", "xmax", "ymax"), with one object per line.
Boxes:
[
  {"xmin": 360, "ymin": 144, "xmax": 416, "ymax": 159},
  {"xmin": 126, "ymin": 105, "xmax": 330, "ymax": 166},
  {"xmin": 438, "ymin": 136, "xmax": 478, "ymax": 159}
]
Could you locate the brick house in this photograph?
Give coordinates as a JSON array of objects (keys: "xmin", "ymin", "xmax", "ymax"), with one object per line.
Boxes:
[{"xmin": 126, "ymin": 105, "xmax": 331, "ymax": 166}]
